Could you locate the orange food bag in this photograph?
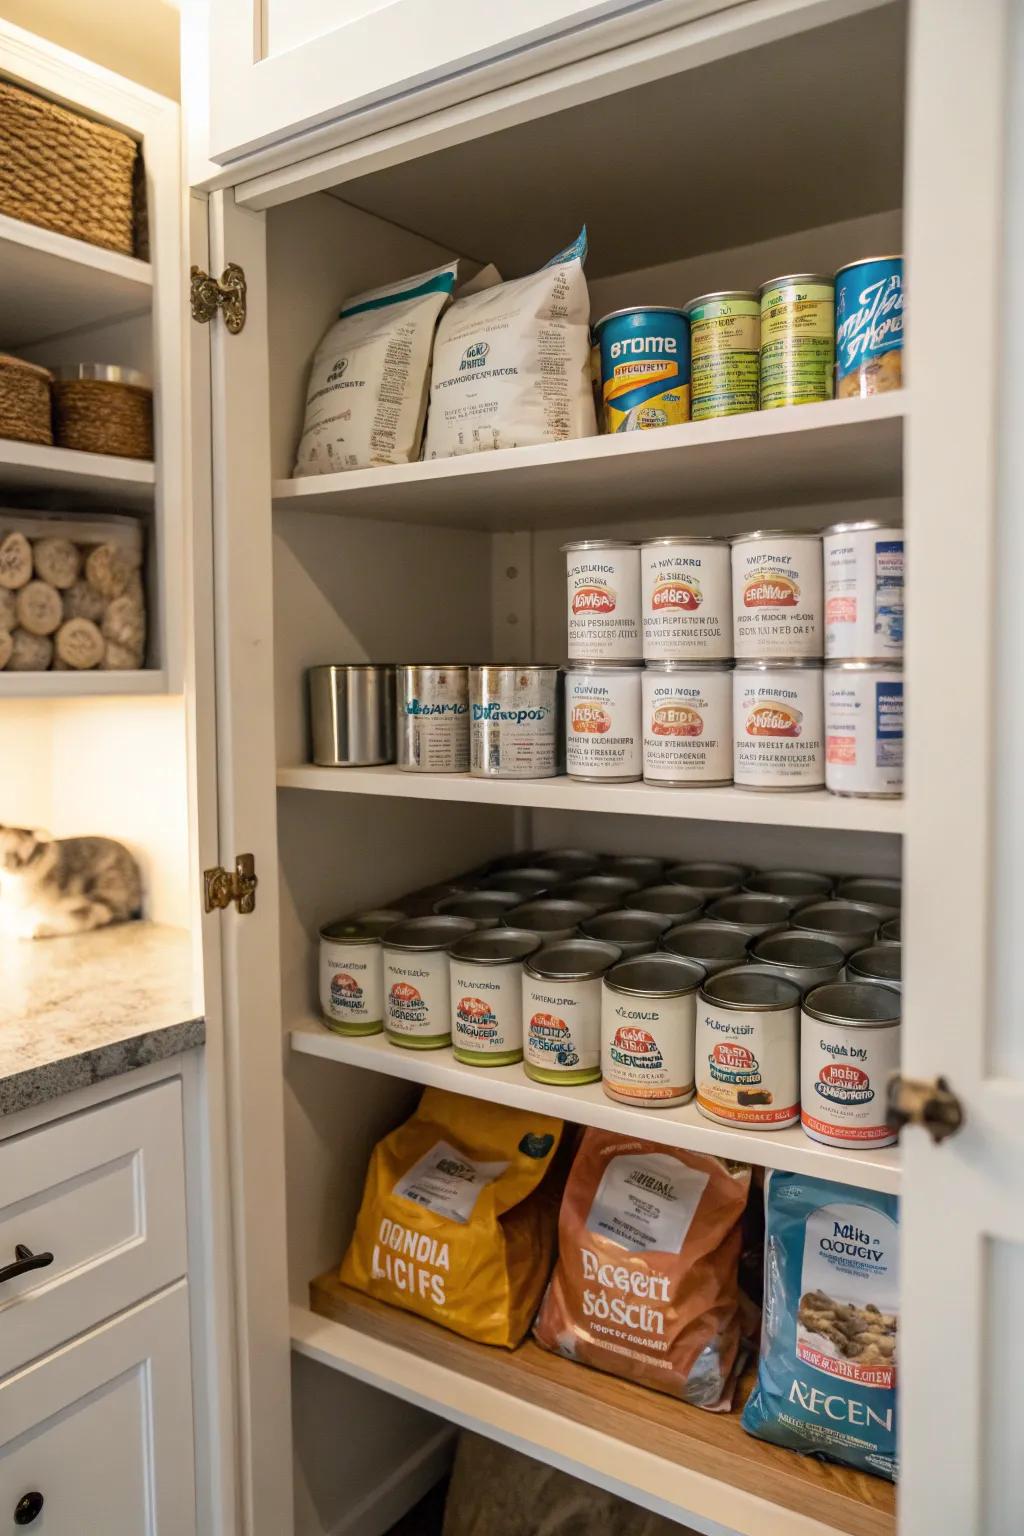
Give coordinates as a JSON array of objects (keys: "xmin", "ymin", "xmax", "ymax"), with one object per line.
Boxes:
[
  {"xmin": 533, "ymin": 1129, "xmax": 750, "ymax": 1407},
  {"xmin": 341, "ymin": 1088, "xmax": 564, "ymax": 1348}
]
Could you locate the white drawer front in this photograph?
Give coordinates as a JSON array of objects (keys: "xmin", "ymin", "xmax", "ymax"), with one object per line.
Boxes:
[
  {"xmin": 0, "ymin": 1079, "xmax": 187, "ymax": 1377},
  {"xmin": 0, "ymin": 1282, "xmax": 195, "ymax": 1535}
]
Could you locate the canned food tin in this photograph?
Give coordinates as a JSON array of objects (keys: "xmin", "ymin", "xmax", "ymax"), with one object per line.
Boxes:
[
  {"xmin": 825, "ymin": 661, "xmax": 903, "ymax": 798},
  {"xmin": 504, "ymin": 898, "xmax": 598, "ymax": 943},
  {"xmin": 594, "ymin": 307, "xmax": 690, "ymax": 433},
  {"xmin": 731, "ymin": 530, "xmax": 823, "ymax": 660},
  {"xmin": 749, "ymin": 931, "xmax": 847, "ymax": 992},
  {"xmin": 639, "ymin": 537, "xmax": 731, "ymax": 660},
  {"xmin": 434, "ymin": 890, "xmax": 521, "ymax": 928},
  {"xmin": 536, "ymin": 847, "xmax": 604, "ymax": 879},
  {"xmin": 880, "ymin": 915, "xmax": 900, "ymax": 943},
  {"xmin": 398, "ymin": 881, "xmax": 479, "ymax": 917},
  {"xmin": 396, "ymin": 664, "xmax": 469, "ymax": 773},
  {"xmin": 308, "ymin": 664, "xmax": 396, "ymax": 767},
  {"xmin": 759, "ymin": 273, "xmax": 835, "ymax": 409},
  {"xmin": 706, "ymin": 891, "xmax": 795, "ymax": 937},
  {"xmin": 791, "ymin": 900, "xmax": 880, "ymax": 956},
  {"xmin": 743, "ymin": 869, "xmax": 834, "ymax": 900},
  {"xmin": 835, "ymin": 256, "xmax": 904, "ymax": 399},
  {"xmin": 564, "ymin": 540, "xmax": 642, "ymax": 661},
  {"xmin": 683, "ymin": 290, "xmax": 760, "ymax": 420},
  {"xmin": 665, "ymin": 861, "xmax": 747, "ymax": 898},
  {"xmin": 478, "ymin": 866, "xmax": 562, "ymax": 899},
  {"xmin": 661, "ymin": 920, "xmax": 751, "ymax": 976},
  {"xmin": 835, "ymin": 876, "xmax": 902, "ymax": 921},
  {"xmin": 557, "ymin": 873, "xmax": 641, "ymax": 912},
  {"xmin": 448, "ymin": 928, "xmax": 543, "ymax": 1066},
  {"xmin": 847, "ymin": 941, "xmax": 902, "ymax": 990},
  {"xmin": 478, "ymin": 850, "xmax": 545, "ymax": 874},
  {"xmin": 470, "ymin": 664, "xmax": 560, "ymax": 779},
  {"xmin": 733, "ymin": 660, "xmax": 824, "ymax": 790},
  {"xmin": 696, "ymin": 968, "xmax": 801, "ymax": 1128},
  {"xmin": 602, "ymin": 954, "xmax": 705, "ymax": 1107},
  {"xmin": 523, "ymin": 938, "xmax": 622, "ymax": 1084},
  {"xmin": 602, "ymin": 854, "xmax": 666, "ymax": 886},
  {"xmin": 318, "ymin": 909, "xmax": 406, "ymax": 1035},
  {"xmin": 579, "ymin": 909, "xmax": 672, "ymax": 958},
  {"xmin": 625, "ymin": 884, "xmax": 705, "ymax": 923},
  {"xmin": 801, "ymin": 981, "xmax": 901, "ymax": 1147},
  {"xmin": 643, "ymin": 661, "xmax": 733, "ymax": 786},
  {"xmin": 823, "ymin": 520, "xmax": 904, "ymax": 660},
  {"xmin": 565, "ymin": 662, "xmax": 643, "ymax": 782},
  {"xmin": 382, "ymin": 916, "xmax": 477, "ymax": 1048}
]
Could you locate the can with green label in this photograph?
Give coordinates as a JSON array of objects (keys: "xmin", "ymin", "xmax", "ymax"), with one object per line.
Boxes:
[
  {"xmin": 758, "ymin": 274, "xmax": 835, "ymax": 409},
  {"xmin": 684, "ymin": 290, "xmax": 760, "ymax": 420}
]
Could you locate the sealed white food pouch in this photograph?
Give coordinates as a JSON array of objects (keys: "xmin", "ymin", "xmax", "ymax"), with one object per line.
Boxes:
[
  {"xmin": 424, "ymin": 229, "xmax": 597, "ymax": 458},
  {"xmin": 294, "ymin": 262, "xmax": 459, "ymax": 475}
]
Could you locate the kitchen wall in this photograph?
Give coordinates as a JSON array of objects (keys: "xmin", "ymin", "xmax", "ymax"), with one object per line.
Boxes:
[{"xmin": 0, "ymin": 0, "xmax": 180, "ymax": 98}]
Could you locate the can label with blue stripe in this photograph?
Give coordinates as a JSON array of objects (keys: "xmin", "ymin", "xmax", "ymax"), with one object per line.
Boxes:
[
  {"xmin": 835, "ymin": 256, "xmax": 903, "ymax": 398},
  {"xmin": 594, "ymin": 307, "xmax": 690, "ymax": 432}
]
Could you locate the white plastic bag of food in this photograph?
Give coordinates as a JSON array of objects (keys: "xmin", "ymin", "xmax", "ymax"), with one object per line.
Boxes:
[
  {"xmin": 294, "ymin": 262, "xmax": 459, "ymax": 475},
  {"xmin": 424, "ymin": 229, "xmax": 597, "ymax": 458}
]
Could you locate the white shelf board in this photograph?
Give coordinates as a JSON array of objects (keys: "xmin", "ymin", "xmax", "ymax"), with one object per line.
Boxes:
[
  {"xmin": 272, "ymin": 395, "xmax": 905, "ymax": 531},
  {"xmin": 277, "ymin": 764, "xmax": 905, "ymax": 834},
  {"xmin": 291, "ymin": 1019, "xmax": 901, "ymax": 1194},
  {"xmin": 0, "ymin": 669, "xmax": 167, "ymax": 697},
  {"xmin": 0, "ymin": 213, "xmax": 152, "ymax": 349},
  {"xmin": 0, "ymin": 440, "xmax": 155, "ymax": 511}
]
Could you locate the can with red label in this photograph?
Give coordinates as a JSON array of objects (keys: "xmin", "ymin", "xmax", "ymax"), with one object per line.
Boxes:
[
  {"xmin": 601, "ymin": 953, "xmax": 705, "ymax": 1107},
  {"xmin": 382, "ymin": 915, "xmax": 477, "ymax": 1049},
  {"xmin": 523, "ymin": 938, "xmax": 622, "ymax": 1085},
  {"xmin": 696, "ymin": 967, "xmax": 801, "ymax": 1128},
  {"xmin": 564, "ymin": 539, "xmax": 642, "ymax": 660},
  {"xmin": 565, "ymin": 661, "xmax": 643, "ymax": 781},
  {"xmin": 731, "ymin": 530, "xmax": 823, "ymax": 659},
  {"xmin": 643, "ymin": 660, "xmax": 733, "ymax": 786},
  {"xmin": 640, "ymin": 536, "xmax": 731, "ymax": 659},
  {"xmin": 801, "ymin": 980, "xmax": 901, "ymax": 1147},
  {"xmin": 448, "ymin": 927, "xmax": 542, "ymax": 1066},
  {"xmin": 319, "ymin": 909, "xmax": 405, "ymax": 1035},
  {"xmin": 733, "ymin": 660, "xmax": 824, "ymax": 790}
]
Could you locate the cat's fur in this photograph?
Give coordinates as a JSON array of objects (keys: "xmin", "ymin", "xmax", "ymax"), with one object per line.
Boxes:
[{"xmin": 0, "ymin": 827, "xmax": 142, "ymax": 939}]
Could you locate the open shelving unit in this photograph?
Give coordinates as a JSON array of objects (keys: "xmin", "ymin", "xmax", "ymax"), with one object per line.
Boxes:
[
  {"xmin": 0, "ymin": 211, "xmax": 152, "ymax": 351},
  {"xmin": 0, "ymin": 439, "xmax": 155, "ymax": 511}
]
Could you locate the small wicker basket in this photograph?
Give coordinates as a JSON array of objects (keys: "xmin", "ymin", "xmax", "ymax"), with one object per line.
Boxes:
[
  {"xmin": 52, "ymin": 365, "xmax": 153, "ymax": 460},
  {"xmin": 0, "ymin": 354, "xmax": 53, "ymax": 445},
  {"xmin": 0, "ymin": 80, "xmax": 139, "ymax": 256}
]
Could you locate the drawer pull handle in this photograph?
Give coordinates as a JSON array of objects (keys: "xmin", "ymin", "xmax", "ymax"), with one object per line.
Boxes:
[
  {"xmin": 14, "ymin": 1491, "xmax": 44, "ymax": 1525},
  {"xmin": 0, "ymin": 1244, "xmax": 54, "ymax": 1285}
]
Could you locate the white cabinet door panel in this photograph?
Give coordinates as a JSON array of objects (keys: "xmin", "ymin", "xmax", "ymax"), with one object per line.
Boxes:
[{"xmin": 0, "ymin": 1284, "xmax": 195, "ymax": 1536}]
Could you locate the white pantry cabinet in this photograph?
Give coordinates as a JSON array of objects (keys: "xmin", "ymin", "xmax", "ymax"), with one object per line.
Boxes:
[{"xmin": 185, "ymin": 0, "xmax": 1024, "ymax": 1534}]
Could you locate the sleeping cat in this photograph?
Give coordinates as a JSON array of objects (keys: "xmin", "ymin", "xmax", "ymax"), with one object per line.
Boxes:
[{"xmin": 0, "ymin": 827, "xmax": 142, "ymax": 939}]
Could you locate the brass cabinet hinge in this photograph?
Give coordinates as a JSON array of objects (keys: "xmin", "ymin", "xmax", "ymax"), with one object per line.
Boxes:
[
  {"xmin": 190, "ymin": 263, "xmax": 247, "ymax": 334},
  {"xmin": 204, "ymin": 853, "xmax": 258, "ymax": 915},
  {"xmin": 887, "ymin": 1074, "xmax": 965, "ymax": 1144}
]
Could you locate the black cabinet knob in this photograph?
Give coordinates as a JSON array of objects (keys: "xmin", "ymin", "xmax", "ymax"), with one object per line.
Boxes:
[{"xmin": 14, "ymin": 1491, "xmax": 44, "ymax": 1525}]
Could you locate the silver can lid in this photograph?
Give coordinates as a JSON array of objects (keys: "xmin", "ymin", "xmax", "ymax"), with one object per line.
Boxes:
[
  {"xmin": 734, "ymin": 658, "xmax": 823, "ymax": 672},
  {"xmin": 606, "ymin": 952, "xmax": 705, "ymax": 997},
  {"xmin": 395, "ymin": 662, "xmax": 469, "ymax": 672},
  {"xmin": 794, "ymin": 900, "xmax": 883, "ymax": 937},
  {"xmin": 448, "ymin": 927, "xmax": 543, "ymax": 964},
  {"xmin": 536, "ymin": 848, "xmax": 603, "ymax": 876},
  {"xmin": 568, "ymin": 660, "xmax": 644, "ymax": 672},
  {"xmin": 834, "ymin": 255, "xmax": 902, "ymax": 278},
  {"xmin": 730, "ymin": 529, "xmax": 824, "ymax": 545},
  {"xmin": 525, "ymin": 937, "xmax": 622, "ymax": 980},
  {"xmin": 580, "ymin": 910, "xmax": 673, "ymax": 943},
  {"xmin": 826, "ymin": 659, "xmax": 903, "ymax": 673},
  {"xmin": 708, "ymin": 893, "xmax": 797, "ymax": 924},
  {"xmin": 320, "ymin": 908, "xmax": 405, "ymax": 943},
  {"xmin": 602, "ymin": 854, "xmax": 667, "ymax": 884},
  {"xmin": 666, "ymin": 861, "xmax": 746, "ymax": 896},
  {"xmin": 559, "ymin": 873, "xmax": 643, "ymax": 903},
  {"xmin": 562, "ymin": 538, "xmax": 638, "ymax": 552},
  {"xmin": 661, "ymin": 921, "xmax": 751, "ymax": 963},
  {"xmin": 640, "ymin": 535, "xmax": 730, "ymax": 548},
  {"xmin": 646, "ymin": 659, "xmax": 734, "ymax": 673},
  {"xmin": 435, "ymin": 891, "xmax": 521, "ymax": 920},
  {"xmin": 625, "ymin": 884, "xmax": 705, "ymax": 918},
  {"xmin": 744, "ymin": 869, "xmax": 834, "ymax": 899},
  {"xmin": 804, "ymin": 980, "xmax": 901, "ymax": 1027},
  {"xmin": 836, "ymin": 876, "xmax": 902, "ymax": 909},
  {"xmin": 382, "ymin": 915, "xmax": 477, "ymax": 952},
  {"xmin": 846, "ymin": 941, "xmax": 902, "ymax": 984},
  {"xmin": 593, "ymin": 306, "xmax": 688, "ymax": 330},
  {"xmin": 700, "ymin": 967, "xmax": 801, "ymax": 1010},
  {"xmin": 759, "ymin": 273, "xmax": 834, "ymax": 294},
  {"xmin": 506, "ymin": 899, "xmax": 599, "ymax": 933},
  {"xmin": 477, "ymin": 867, "xmax": 562, "ymax": 897},
  {"xmin": 822, "ymin": 519, "xmax": 903, "ymax": 537},
  {"xmin": 51, "ymin": 362, "xmax": 152, "ymax": 388},
  {"xmin": 683, "ymin": 290, "xmax": 759, "ymax": 314},
  {"xmin": 751, "ymin": 931, "xmax": 847, "ymax": 969}
]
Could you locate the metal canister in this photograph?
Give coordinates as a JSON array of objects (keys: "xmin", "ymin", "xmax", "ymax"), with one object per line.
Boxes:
[
  {"xmin": 743, "ymin": 869, "xmax": 834, "ymax": 901},
  {"xmin": 564, "ymin": 539, "xmax": 642, "ymax": 661},
  {"xmin": 706, "ymin": 892, "xmax": 796, "ymax": 937},
  {"xmin": 823, "ymin": 519, "xmax": 904, "ymax": 660},
  {"xmin": 801, "ymin": 981, "xmax": 901, "ymax": 1148},
  {"xmin": 479, "ymin": 850, "xmax": 546, "ymax": 874},
  {"xmin": 593, "ymin": 306, "xmax": 690, "ymax": 432},
  {"xmin": 639, "ymin": 536, "xmax": 732, "ymax": 660},
  {"xmin": 661, "ymin": 920, "xmax": 751, "ymax": 976},
  {"xmin": 835, "ymin": 876, "xmax": 902, "ymax": 921},
  {"xmin": 847, "ymin": 941, "xmax": 902, "ymax": 991},
  {"xmin": 318, "ymin": 909, "xmax": 405, "ymax": 1035},
  {"xmin": 470, "ymin": 664, "xmax": 561, "ymax": 779},
  {"xmin": 381, "ymin": 915, "xmax": 477, "ymax": 1048},
  {"xmin": 398, "ymin": 881, "xmax": 480, "ymax": 917},
  {"xmin": 536, "ymin": 848, "xmax": 604, "ymax": 879},
  {"xmin": 750, "ymin": 930, "xmax": 847, "ymax": 992},
  {"xmin": 565, "ymin": 661, "xmax": 643, "ymax": 781},
  {"xmin": 733, "ymin": 660, "xmax": 825, "ymax": 791},
  {"xmin": 642, "ymin": 660, "xmax": 733, "ymax": 786},
  {"xmin": 602, "ymin": 953, "xmax": 705, "ymax": 1107},
  {"xmin": 665, "ymin": 861, "xmax": 746, "ymax": 898},
  {"xmin": 880, "ymin": 915, "xmax": 900, "ymax": 943},
  {"xmin": 557, "ymin": 873, "xmax": 641, "ymax": 912},
  {"xmin": 504, "ymin": 899, "xmax": 598, "ymax": 944},
  {"xmin": 434, "ymin": 891, "xmax": 521, "ymax": 928},
  {"xmin": 834, "ymin": 256, "xmax": 903, "ymax": 399},
  {"xmin": 523, "ymin": 938, "xmax": 622, "ymax": 1085},
  {"xmin": 791, "ymin": 900, "xmax": 880, "ymax": 956},
  {"xmin": 448, "ymin": 928, "xmax": 543, "ymax": 1066},
  {"xmin": 602, "ymin": 853, "xmax": 666, "ymax": 886},
  {"xmin": 396, "ymin": 664, "xmax": 469, "ymax": 773},
  {"xmin": 758, "ymin": 273, "xmax": 835, "ymax": 409},
  {"xmin": 478, "ymin": 867, "xmax": 562, "ymax": 899},
  {"xmin": 696, "ymin": 967, "xmax": 801, "ymax": 1128},
  {"xmin": 308, "ymin": 664, "xmax": 396, "ymax": 767},
  {"xmin": 683, "ymin": 290, "xmax": 760, "ymax": 420},
  {"xmin": 730, "ymin": 531, "xmax": 824, "ymax": 660},
  {"xmin": 825, "ymin": 660, "xmax": 904, "ymax": 799},
  {"xmin": 625, "ymin": 884, "xmax": 705, "ymax": 923},
  {"xmin": 579, "ymin": 909, "xmax": 672, "ymax": 958}
]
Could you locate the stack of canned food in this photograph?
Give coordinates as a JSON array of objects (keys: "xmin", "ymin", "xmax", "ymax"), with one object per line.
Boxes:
[
  {"xmin": 319, "ymin": 849, "xmax": 902, "ymax": 1149},
  {"xmin": 593, "ymin": 256, "xmax": 903, "ymax": 432}
]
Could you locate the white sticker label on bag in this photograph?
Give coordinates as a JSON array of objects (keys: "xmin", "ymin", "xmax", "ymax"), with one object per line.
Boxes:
[
  {"xmin": 584, "ymin": 1152, "xmax": 709, "ymax": 1254},
  {"xmin": 393, "ymin": 1139, "xmax": 509, "ymax": 1224}
]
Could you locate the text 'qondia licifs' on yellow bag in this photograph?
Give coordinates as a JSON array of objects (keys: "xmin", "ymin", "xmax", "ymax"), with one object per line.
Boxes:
[{"xmin": 340, "ymin": 1088, "xmax": 564, "ymax": 1348}]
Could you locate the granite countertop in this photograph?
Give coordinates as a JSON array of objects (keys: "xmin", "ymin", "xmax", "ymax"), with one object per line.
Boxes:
[{"xmin": 0, "ymin": 921, "xmax": 204, "ymax": 1116}]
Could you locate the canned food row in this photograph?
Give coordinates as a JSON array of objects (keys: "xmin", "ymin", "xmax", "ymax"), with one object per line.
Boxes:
[
  {"xmin": 565, "ymin": 523, "xmax": 904, "ymax": 665},
  {"xmin": 594, "ymin": 257, "xmax": 903, "ymax": 432},
  {"xmin": 319, "ymin": 852, "xmax": 902, "ymax": 1148}
]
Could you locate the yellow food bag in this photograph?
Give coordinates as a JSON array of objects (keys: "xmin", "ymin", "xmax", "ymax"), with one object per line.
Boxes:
[{"xmin": 341, "ymin": 1088, "xmax": 564, "ymax": 1347}]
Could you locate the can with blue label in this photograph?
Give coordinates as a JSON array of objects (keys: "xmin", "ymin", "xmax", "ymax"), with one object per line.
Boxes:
[
  {"xmin": 594, "ymin": 307, "xmax": 690, "ymax": 432},
  {"xmin": 824, "ymin": 660, "xmax": 903, "ymax": 798},
  {"xmin": 835, "ymin": 255, "xmax": 903, "ymax": 399}
]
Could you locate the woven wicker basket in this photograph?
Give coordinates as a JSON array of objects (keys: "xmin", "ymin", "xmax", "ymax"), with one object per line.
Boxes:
[
  {"xmin": 52, "ymin": 367, "xmax": 153, "ymax": 460},
  {"xmin": 0, "ymin": 80, "xmax": 139, "ymax": 256},
  {"xmin": 0, "ymin": 354, "xmax": 52, "ymax": 445}
]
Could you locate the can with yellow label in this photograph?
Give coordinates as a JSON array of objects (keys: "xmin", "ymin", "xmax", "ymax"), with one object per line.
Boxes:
[
  {"xmin": 684, "ymin": 290, "xmax": 760, "ymax": 420},
  {"xmin": 759, "ymin": 274, "xmax": 835, "ymax": 409}
]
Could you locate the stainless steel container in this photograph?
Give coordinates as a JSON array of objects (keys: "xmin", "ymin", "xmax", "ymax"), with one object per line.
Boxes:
[
  {"xmin": 308, "ymin": 664, "xmax": 396, "ymax": 767},
  {"xmin": 504, "ymin": 898, "xmax": 598, "ymax": 943},
  {"xmin": 661, "ymin": 920, "xmax": 751, "ymax": 975},
  {"xmin": 434, "ymin": 891, "xmax": 521, "ymax": 928},
  {"xmin": 791, "ymin": 899, "xmax": 881, "ymax": 956},
  {"xmin": 602, "ymin": 854, "xmax": 666, "ymax": 886},
  {"xmin": 579, "ymin": 909, "xmax": 672, "ymax": 958},
  {"xmin": 880, "ymin": 915, "xmax": 900, "ymax": 942},
  {"xmin": 665, "ymin": 861, "xmax": 746, "ymax": 898},
  {"xmin": 396, "ymin": 664, "xmax": 469, "ymax": 773},
  {"xmin": 538, "ymin": 848, "xmax": 604, "ymax": 878},
  {"xmin": 478, "ymin": 866, "xmax": 562, "ymax": 899},
  {"xmin": 470, "ymin": 664, "xmax": 561, "ymax": 779},
  {"xmin": 625, "ymin": 884, "xmax": 705, "ymax": 923},
  {"xmin": 750, "ymin": 930, "xmax": 847, "ymax": 991},
  {"xmin": 557, "ymin": 873, "xmax": 641, "ymax": 912},
  {"xmin": 602, "ymin": 953, "xmax": 705, "ymax": 1108},
  {"xmin": 743, "ymin": 868, "xmax": 834, "ymax": 901},
  {"xmin": 835, "ymin": 875, "xmax": 902, "ymax": 920},
  {"xmin": 706, "ymin": 891, "xmax": 795, "ymax": 936},
  {"xmin": 847, "ymin": 940, "xmax": 902, "ymax": 990}
]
